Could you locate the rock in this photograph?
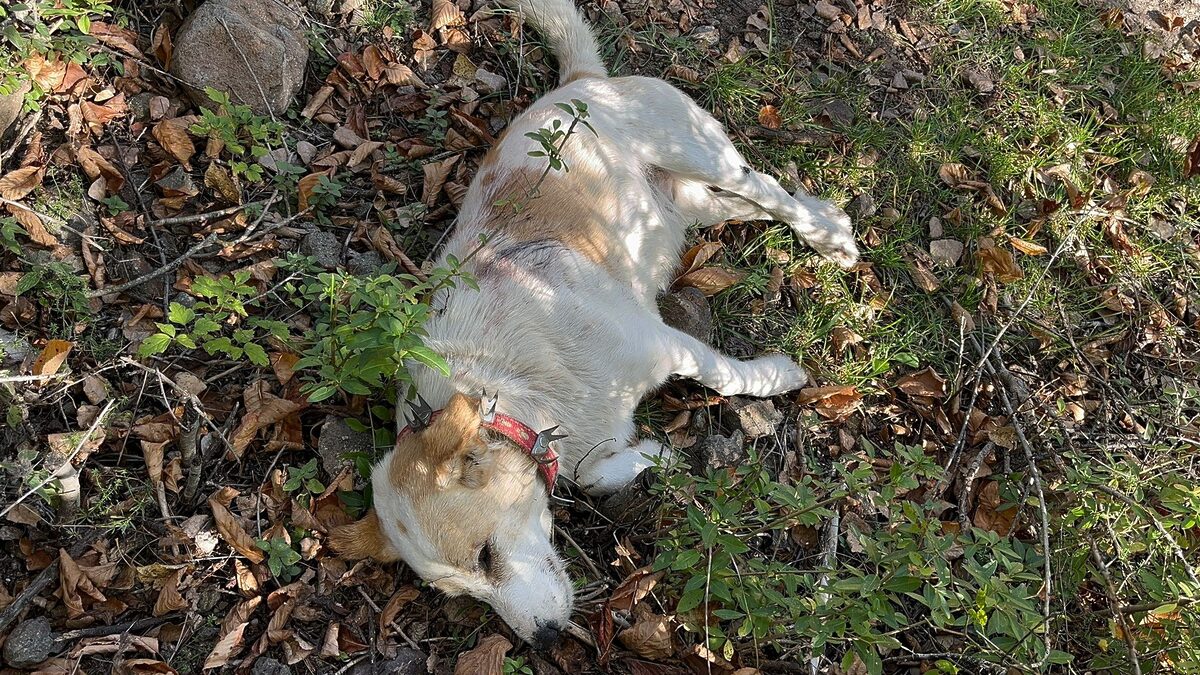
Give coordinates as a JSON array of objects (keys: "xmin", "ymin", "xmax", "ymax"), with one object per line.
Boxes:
[
  {"xmin": 691, "ymin": 25, "xmax": 720, "ymax": 48},
  {"xmin": 846, "ymin": 193, "xmax": 876, "ymax": 219},
  {"xmin": 3, "ymin": 616, "xmax": 56, "ymax": 668},
  {"xmin": 474, "ymin": 68, "xmax": 508, "ymax": 93},
  {"xmin": 695, "ymin": 431, "xmax": 745, "ymax": 470},
  {"xmin": 658, "ymin": 287, "xmax": 712, "ymax": 344},
  {"xmin": 929, "ymin": 239, "xmax": 964, "ymax": 266},
  {"xmin": 172, "ymin": 0, "xmax": 308, "ymax": 116},
  {"xmin": 725, "ymin": 397, "xmax": 783, "ymax": 439},
  {"xmin": 301, "ymin": 231, "xmax": 343, "ymax": 269},
  {"xmin": 318, "ymin": 416, "xmax": 373, "ymax": 476},
  {"xmin": 252, "ymin": 657, "xmax": 291, "ymax": 675},
  {"xmin": 888, "ymin": 72, "xmax": 908, "ymax": 91},
  {"xmin": 345, "ymin": 649, "xmax": 426, "ymax": 675},
  {"xmin": 0, "ymin": 328, "xmax": 32, "ymax": 368},
  {"xmin": 0, "ymin": 81, "xmax": 31, "ymax": 141},
  {"xmin": 347, "ymin": 250, "xmax": 385, "ymax": 277}
]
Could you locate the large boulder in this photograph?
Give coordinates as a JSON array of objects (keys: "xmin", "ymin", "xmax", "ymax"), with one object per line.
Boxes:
[{"xmin": 171, "ymin": 0, "xmax": 308, "ymax": 116}]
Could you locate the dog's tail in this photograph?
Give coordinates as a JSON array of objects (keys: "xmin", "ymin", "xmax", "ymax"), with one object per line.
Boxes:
[{"xmin": 502, "ymin": 0, "xmax": 606, "ymax": 84}]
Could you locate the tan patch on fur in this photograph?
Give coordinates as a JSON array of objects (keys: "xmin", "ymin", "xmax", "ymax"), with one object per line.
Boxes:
[
  {"xmin": 477, "ymin": 166, "xmax": 616, "ymax": 269},
  {"xmin": 328, "ymin": 509, "xmax": 402, "ymax": 562}
]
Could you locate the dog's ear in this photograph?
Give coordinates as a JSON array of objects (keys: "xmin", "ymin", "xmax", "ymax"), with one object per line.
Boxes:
[
  {"xmin": 328, "ymin": 509, "xmax": 402, "ymax": 562},
  {"xmin": 422, "ymin": 392, "xmax": 485, "ymax": 462}
]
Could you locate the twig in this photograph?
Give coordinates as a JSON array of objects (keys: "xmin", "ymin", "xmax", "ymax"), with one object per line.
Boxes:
[
  {"xmin": 0, "ymin": 108, "xmax": 44, "ymax": 171},
  {"xmin": 355, "ymin": 587, "xmax": 420, "ymax": 650},
  {"xmin": 57, "ymin": 616, "xmax": 173, "ymax": 643},
  {"xmin": 1091, "ymin": 483, "xmax": 1200, "ymax": 587},
  {"xmin": 1120, "ymin": 597, "xmax": 1198, "ymax": 614},
  {"xmin": 87, "ymin": 232, "xmax": 219, "ymax": 298},
  {"xmin": 119, "ymin": 358, "xmax": 235, "ymax": 458},
  {"xmin": 217, "ymin": 18, "xmax": 279, "ymax": 122},
  {"xmin": 1089, "ymin": 539, "xmax": 1143, "ymax": 675},
  {"xmin": 956, "ymin": 442, "xmax": 994, "ymax": 531},
  {"xmin": 0, "ymin": 401, "xmax": 113, "ymax": 521},
  {"xmin": 0, "ymin": 530, "xmax": 102, "ymax": 635},
  {"xmin": 179, "ymin": 403, "xmax": 203, "ymax": 505},
  {"xmin": 144, "ymin": 200, "xmax": 271, "ymax": 228},
  {"xmin": 741, "ymin": 126, "xmax": 837, "ymax": 146},
  {"xmin": 0, "ymin": 197, "xmax": 109, "ymax": 251},
  {"xmin": 564, "ymin": 621, "xmax": 596, "ymax": 648},
  {"xmin": 553, "ymin": 524, "xmax": 606, "ymax": 581}
]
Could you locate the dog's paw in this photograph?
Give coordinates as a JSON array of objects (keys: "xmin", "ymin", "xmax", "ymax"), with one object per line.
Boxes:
[
  {"xmin": 739, "ymin": 354, "xmax": 809, "ymax": 398},
  {"xmin": 792, "ymin": 193, "xmax": 860, "ymax": 268}
]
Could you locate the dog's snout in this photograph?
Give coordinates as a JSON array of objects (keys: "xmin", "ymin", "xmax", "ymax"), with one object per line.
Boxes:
[{"xmin": 531, "ymin": 622, "xmax": 563, "ymax": 650}]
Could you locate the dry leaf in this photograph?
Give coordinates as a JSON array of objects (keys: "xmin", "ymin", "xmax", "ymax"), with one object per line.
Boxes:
[
  {"xmin": 9, "ymin": 207, "xmax": 56, "ymax": 247},
  {"xmin": 422, "ymin": 156, "xmax": 461, "ymax": 208},
  {"xmin": 154, "ymin": 569, "xmax": 188, "ymax": 616},
  {"xmin": 0, "ymin": 165, "xmax": 45, "ymax": 200},
  {"xmin": 973, "ymin": 480, "xmax": 1016, "ymax": 535},
  {"xmin": 608, "ymin": 567, "xmax": 664, "ymax": 612},
  {"xmin": 1186, "ymin": 135, "xmax": 1200, "ymax": 178},
  {"xmin": 204, "ymin": 621, "xmax": 248, "ymax": 669},
  {"xmin": 618, "ymin": 612, "xmax": 674, "ymax": 660},
  {"xmin": 937, "ymin": 162, "xmax": 971, "ymax": 187},
  {"xmin": 270, "ymin": 352, "xmax": 300, "ymax": 386},
  {"xmin": 1009, "ymin": 236, "xmax": 1048, "ymax": 256},
  {"xmin": 896, "ymin": 367, "xmax": 946, "ymax": 398},
  {"xmin": 758, "ymin": 105, "xmax": 782, "ymax": 130},
  {"xmin": 675, "ymin": 267, "xmax": 745, "ymax": 296},
  {"xmin": 209, "ymin": 496, "xmax": 266, "ymax": 563},
  {"xmin": 379, "ymin": 585, "xmax": 422, "ymax": 636},
  {"xmin": 204, "ymin": 162, "xmax": 241, "ymax": 204},
  {"xmin": 230, "ymin": 381, "xmax": 305, "ymax": 457},
  {"xmin": 297, "ymin": 171, "xmax": 331, "ymax": 212},
  {"xmin": 76, "ymin": 146, "xmax": 125, "ymax": 192},
  {"xmin": 154, "ymin": 119, "xmax": 196, "ymax": 167},
  {"xmin": 977, "ymin": 237, "xmax": 1024, "ymax": 283},
  {"xmin": 33, "ymin": 339, "xmax": 73, "ymax": 377},
  {"xmin": 454, "ymin": 634, "xmax": 512, "ymax": 675},
  {"xmin": 797, "ymin": 385, "xmax": 862, "ymax": 421}
]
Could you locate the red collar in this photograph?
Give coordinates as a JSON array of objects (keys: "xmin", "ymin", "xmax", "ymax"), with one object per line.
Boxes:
[{"xmin": 398, "ymin": 410, "xmax": 560, "ymax": 493}]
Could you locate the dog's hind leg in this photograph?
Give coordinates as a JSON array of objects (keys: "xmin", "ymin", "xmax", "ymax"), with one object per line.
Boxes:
[{"xmin": 622, "ymin": 82, "xmax": 858, "ymax": 266}]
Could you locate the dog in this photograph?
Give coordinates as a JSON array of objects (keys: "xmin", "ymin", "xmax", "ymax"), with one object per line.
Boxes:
[{"xmin": 329, "ymin": 0, "xmax": 858, "ymax": 649}]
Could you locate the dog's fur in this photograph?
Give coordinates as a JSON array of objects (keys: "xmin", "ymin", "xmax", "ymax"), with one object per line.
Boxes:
[{"xmin": 330, "ymin": 0, "xmax": 857, "ymax": 648}]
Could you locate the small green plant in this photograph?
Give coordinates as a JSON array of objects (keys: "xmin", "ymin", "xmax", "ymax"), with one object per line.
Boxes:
[
  {"xmin": 283, "ymin": 458, "xmax": 325, "ymax": 508},
  {"xmin": 495, "ymin": 99, "xmax": 596, "ymax": 212},
  {"xmin": 190, "ymin": 88, "xmax": 287, "ymax": 183},
  {"xmin": 0, "ymin": 217, "xmax": 27, "ymax": 255},
  {"xmin": 256, "ymin": 537, "xmax": 302, "ymax": 581},
  {"xmin": 99, "ymin": 194, "xmax": 129, "ymax": 215},
  {"xmin": 15, "ymin": 260, "xmax": 91, "ymax": 337},
  {"xmin": 0, "ymin": 0, "xmax": 115, "ymax": 107},
  {"xmin": 502, "ymin": 656, "xmax": 533, "ymax": 675},
  {"xmin": 306, "ymin": 175, "xmax": 343, "ymax": 224},
  {"xmin": 411, "ymin": 105, "xmax": 450, "ymax": 144},
  {"xmin": 286, "ymin": 245, "xmax": 481, "ymax": 402},
  {"xmin": 138, "ymin": 271, "xmax": 287, "ymax": 366},
  {"xmin": 360, "ymin": 1, "xmax": 415, "ymax": 35}
]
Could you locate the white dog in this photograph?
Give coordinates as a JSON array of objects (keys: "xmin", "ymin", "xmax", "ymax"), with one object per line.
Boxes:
[{"xmin": 330, "ymin": 0, "xmax": 857, "ymax": 649}]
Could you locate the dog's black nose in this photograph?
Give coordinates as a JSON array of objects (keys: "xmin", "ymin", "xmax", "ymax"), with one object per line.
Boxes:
[{"xmin": 530, "ymin": 622, "xmax": 563, "ymax": 651}]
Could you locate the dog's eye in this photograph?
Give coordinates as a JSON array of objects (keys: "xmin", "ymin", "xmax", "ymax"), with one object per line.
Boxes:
[{"xmin": 477, "ymin": 541, "xmax": 494, "ymax": 574}]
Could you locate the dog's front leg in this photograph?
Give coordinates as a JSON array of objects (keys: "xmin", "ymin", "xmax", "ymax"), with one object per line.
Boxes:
[
  {"xmin": 658, "ymin": 325, "xmax": 808, "ymax": 398},
  {"xmin": 575, "ymin": 439, "xmax": 673, "ymax": 496}
]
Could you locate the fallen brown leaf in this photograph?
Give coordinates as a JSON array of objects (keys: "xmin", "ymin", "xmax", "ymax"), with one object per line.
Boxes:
[
  {"xmin": 32, "ymin": 339, "xmax": 73, "ymax": 377},
  {"xmin": 0, "ymin": 165, "xmax": 45, "ymax": 200},
  {"xmin": 454, "ymin": 634, "xmax": 512, "ymax": 675},
  {"xmin": 618, "ymin": 612, "xmax": 674, "ymax": 660},
  {"xmin": 154, "ymin": 118, "xmax": 196, "ymax": 168},
  {"xmin": 758, "ymin": 105, "xmax": 782, "ymax": 130},
  {"xmin": 230, "ymin": 381, "xmax": 305, "ymax": 457},
  {"xmin": 154, "ymin": 569, "xmax": 188, "ymax": 616},
  {"xmin": 209, "ymin": 495, "xmax": 266, "ymax": 563},
  {"xmin": 797, "ymin": 385, "xmax": 862, "ymax": 420},
  {"xmin": 896, "ymin": 367, "xmax": 947, "ymax": 398},
  {"xmin": 675, "ymin": 267, "xmax": 745, "ymax": 296},
  {"xmin": 204, "ymin": 621, "xmax": 249, "ymax": 669}
]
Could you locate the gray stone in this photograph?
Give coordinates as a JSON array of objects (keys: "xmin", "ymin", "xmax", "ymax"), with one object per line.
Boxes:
[
  {"xmin": 172, "ymin": 0, "xmax": 309, "ymax": 116},
  {"xmin": 0, "ymin": 328, "xmax": 32, "ymax": 368},
  {"xmin": 726, "ymin": 397, "xmax": 783, "ymax": 439},
  {"xmin": 695, "ymin": 430, "xmax": 745, "ymax": 470},
  {"xmin": 318, "ymin": 416, "xmax": 374, "ymax": 476},
  {"xmin": 658, "ymin": 287, "xmax": 712, "ymax": 344},
  {"xmin": 2, "ymin": 616, "xmax": 56, "ymax": 668},
  {"xmin": 347, "ymin": 250, "xmax": 385, "ymax": 277},
  {"xmin": 301, "ymin": 231, "xmax": 344, "ymax": 269},
  {"xmin": 346, "ymin": 648, "xmax": 426, "ymax": 675},
  {"xmin": 0, "ymin": 81, "xmax": 31, "ymax": 141},
  {"xmin": 691, "ymin": 25, "xmax": 720, "ymax": 48},
  {"xmin": 252, "ymin": 657, "xmax": 292, "ymax": 675},
  {"xmin": 474, "ymin": 68, "xmax": 508, "ymax": 93},
  {"xmin": 847, "ymin": 193, "xmax": 876, "ymax": 219}
]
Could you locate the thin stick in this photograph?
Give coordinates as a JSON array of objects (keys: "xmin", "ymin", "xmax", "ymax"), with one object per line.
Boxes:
[
  {"xmin": 0, "ymin": 401, "xmax": 113, "ymax": 520},
  {"xmin": 0, "ymin": 108, "xmax": 44, "ymax": 171},
  {"xmin": 553, "ymin": 524, "xmax": 606, "ymax": 581},
  {"xmin": 87, "ymin": 232, "xmax": 218, "ymax": 298},
  {"xmin": 808, "ymin": 488, "xmax": 842, "ymax": 675},
  {"xmin": 355, "ymin": 587, "xmax": 420, "ymax": 650},
  {"xmin": 564, "ymin": 621, "xmax": 596, "ymax": 648},
  {"xmin": 1089, "ymin": 539, "xmax": 1142, "ymax": 675},
  {"xmin": 144, "ymin": 200, "xmax": 270, "ymax": 229}
]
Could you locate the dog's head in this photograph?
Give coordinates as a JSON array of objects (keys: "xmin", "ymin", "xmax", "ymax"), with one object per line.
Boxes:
[{"xmin": 329, "ymin": 393, "xmax": 573, "ymax": 648}]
